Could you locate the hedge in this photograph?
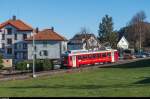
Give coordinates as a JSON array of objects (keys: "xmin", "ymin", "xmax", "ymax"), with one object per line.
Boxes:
[{"xmin": 16, "ymin": 59, "xmax": 53, "ymax": 72}]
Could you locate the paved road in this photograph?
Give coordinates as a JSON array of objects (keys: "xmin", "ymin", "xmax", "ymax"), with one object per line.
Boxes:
[{"xmin": 0, "ymin": 57, "xmax": 150, "ymax": 81}]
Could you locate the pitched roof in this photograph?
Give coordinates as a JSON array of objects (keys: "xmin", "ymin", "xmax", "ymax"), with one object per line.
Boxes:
[
  {"xmin": 118, "ymin": 36, "xmax": 129, "ymax": 45},
  {"xmin": 26, "ymin": 29, "xmax": 67, "ymax": 41},
  {"xmin": 68, "ymin": 33, "xmax": 96, "ymax": 44},
  {"xmin": 73, "ymin": 33, "xmax": 95, "ymax": 40},
  {"xmin": 0, "ymin": 19, "xmax": 33, "ymax": 31}
]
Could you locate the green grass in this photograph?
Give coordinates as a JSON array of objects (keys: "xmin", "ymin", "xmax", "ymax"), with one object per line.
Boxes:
[{"xmin": 0, "ymin": 59, "xmax": 150, "ymax": 97}]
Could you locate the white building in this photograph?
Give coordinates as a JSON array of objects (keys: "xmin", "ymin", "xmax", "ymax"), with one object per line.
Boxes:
[
  {"xmin": 117, "ymin": 36, "xmax": 129, "ymax": 50},
  {"xmin": 0, "ymin": 16, "xmax": 33, "ymax": 63},
  {"xmin": 26, "ymin": 28, "xmax": 68, "ymax": 60},
  {"xmin": 68, "ymin": 34, "xmax": 101, "ymax": 51}
]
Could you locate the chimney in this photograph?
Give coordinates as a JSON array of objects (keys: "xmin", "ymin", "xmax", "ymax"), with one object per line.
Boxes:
[
  {"xmin": 12, "ymin": 15, "xmax": 16, "ymax": 21},
  {"xmin": 35, "ymin": 27, "xmax": 39, "ymax": 33},
  {"xmin": 51, "ymin": 27, "xmax": 54, "ymax": 31}
]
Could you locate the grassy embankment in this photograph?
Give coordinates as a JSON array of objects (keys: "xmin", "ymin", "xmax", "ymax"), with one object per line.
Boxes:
[{"xmin": 0, "ymin": 59, "xmax": 150, "ymax": 97}]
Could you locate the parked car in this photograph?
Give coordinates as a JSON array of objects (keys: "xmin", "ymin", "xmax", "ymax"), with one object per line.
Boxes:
[
  {"xmin": 123, "ymin": 53, "xmax": 136, "ymax": 59},
  {"xmin": 142, "ymin": 52, "xmax": 150, "ymax": 57},
  {"xmin": 134, "ymin": 53, "xmax": 147, "ymax": 58}
]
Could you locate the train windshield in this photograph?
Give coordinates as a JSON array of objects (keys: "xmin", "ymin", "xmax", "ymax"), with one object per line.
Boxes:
[{"xmin": 62, "ymin": 54, "xmax": 68, "ymax": 64}]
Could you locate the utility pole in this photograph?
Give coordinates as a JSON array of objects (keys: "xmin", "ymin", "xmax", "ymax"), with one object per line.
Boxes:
[
  {"xmin": 32, "ymin": 32, "xmax": 36, "ymax": 78},
  {"xmin": 139, "ymin": 23, "xmax": 142, "ymax": 54}
]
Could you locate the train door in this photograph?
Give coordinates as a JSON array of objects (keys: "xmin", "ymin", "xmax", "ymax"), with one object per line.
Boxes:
[
  {"xmin": 114, "ymin": 51, "xmax": 119, "ymax": 61},
  {"xmin": 72, "ymin": 55, "xmax": 77, "ymax": 67},
  {"xmin": 111, "ymin": 51, "xmax": 115, "ymax": 62}
]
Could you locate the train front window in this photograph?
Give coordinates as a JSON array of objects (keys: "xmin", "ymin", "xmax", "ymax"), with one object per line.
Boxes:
[
  {"xmin": 70, "ymin": 56, "xmax": 72, "ymax": 61},
  {"xmin": 62, "ymin": 55, "xmax": 68, "ymax": 64}
]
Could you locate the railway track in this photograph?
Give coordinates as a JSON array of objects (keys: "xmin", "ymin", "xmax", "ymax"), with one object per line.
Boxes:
[{"xmin": 0, "ymin": 57, "xmax": 150, "ymax": 81}]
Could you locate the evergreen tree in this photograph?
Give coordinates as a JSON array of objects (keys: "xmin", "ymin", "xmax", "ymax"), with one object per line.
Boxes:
[{"xmin": 98, "ymin": 15, "xmax": 118, "ymax": 48}]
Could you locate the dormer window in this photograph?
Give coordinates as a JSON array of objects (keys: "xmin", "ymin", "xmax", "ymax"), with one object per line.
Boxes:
[{"xmin": 7, "ymin": 28, "xmax": 12, "ymax": 35}]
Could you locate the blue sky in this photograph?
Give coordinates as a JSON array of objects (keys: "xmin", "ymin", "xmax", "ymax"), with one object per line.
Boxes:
[{"xmin": 1, "ymin": 0, "xmax": 150, "ymax": 39}]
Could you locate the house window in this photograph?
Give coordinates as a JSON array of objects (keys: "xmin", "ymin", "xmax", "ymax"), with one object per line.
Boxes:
[
  {"xmin": 40, "ymin": 50, "xmax": 48, "ymax": 56},
  {"xmin": 7, "ymin": 39, "xmax": 12, "ymax": 44},
  {"xmin": 23, "ymin": 43, "xmax": 27, "ymax": 49},
  {"xmin": 2, "ymin": 34, "xmax": 5, "ymax": 40},
  {"xmin": 23, "ymin": 52, "xmax": 27, "ymax": 59},
  {"xmin": 34, "ymin": 46, "xmax": 37, "ymax": 51},
  {"xmin": 14, "ymin": 44, "xmax": 17, "ymax": 49},
  {"xmin": 15, "ymin": 34, "xmax": 17, "ymax": 40},
  {"xmin": 7, "ymin": 48, "xmax": 12, "ymax": 54},
  {"xmin": 43, "ymin": 50, "xmax": 48, "ymax": 56},
  {"xmin": 7, "ymin": 28, "xmax": 12, "ymax": 35},
  {"xmin": 23, "ymin": 34, "xmax": 27, "ymax": 40},
  {"xmin": 2, "ymin": 43, "xmax": 5, "ymax": 49},
  {"xmin": 18, "ymin": 44, "xmax": 22, "ymax": 49},
  {"xmin": 14, "ymin": 52, "xmax": 17, "ymax": 59}
]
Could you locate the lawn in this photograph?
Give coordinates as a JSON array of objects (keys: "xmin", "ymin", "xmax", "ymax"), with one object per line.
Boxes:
[{"xmin": 0, "ymin": 59, "xmax": 150, "ymax": 97}]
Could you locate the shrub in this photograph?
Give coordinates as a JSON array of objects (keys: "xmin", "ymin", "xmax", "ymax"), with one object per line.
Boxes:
[
  {"xmin": 16, "ymin": 61, "xmax": 28, "ymax": 71},
  {"xmin": 43, "ymin": 59, "xmax": 53, "ymax": 70},
  {"xmin": 0, "ymin": 64, "xmax": 3, "ymax": 69},
  {"xmin": 15, "ymin": 59, "xmax": 54, "ymax": 72},
  {"xmin": 35, "ymin": 60, "xmax": 43, "ymax": 72}
]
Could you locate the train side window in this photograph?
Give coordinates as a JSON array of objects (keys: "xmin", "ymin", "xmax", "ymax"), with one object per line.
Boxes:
[
  {"xmin": 83, "ymin": 55, "xmax": 87, "ymax": 59},
  {"xmin": 108, "ymin": 53, "xmax": 111, "ymax": 57},
  {"xmin": 88, "ymin": 55, "xmax": 92, "ymax": 59},
  {"xmin": 100, "ymin": 54, "xmax": 102, "ymax": 58},
  {"xmin": 78, "ymin": 56, "xmax": 81, "ymax": 60},
  {"xmin": 97, "ymin": 54, "xmax": 101, "ymax": 58},
  {"xmin": 102, "ymin": 53, "xmax": 106, "ymax": 57},
  {"xmin": 93, "ymin": 54, "xmax": 96, "ymax": 58},
  {"xmin": 80, "ymin": 56, "xmax": 83, "ymax": 60}
]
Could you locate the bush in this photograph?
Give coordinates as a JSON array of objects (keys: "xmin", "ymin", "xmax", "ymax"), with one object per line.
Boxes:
[
  {"xmin": 16, "ymin": 61, "xmax": 29, "ymax": 71},
  {"xmin": 35, "ymin": 60, "xmax": 43, "ymax": 72},
  {"xmin": 16, "ymin": 59, "xmax": 53, "ymax": 72},
  {"xmin": 0, "ymin": 65, "xmax": 3, "ymax": 69},
  {"xmin": 43, "ymin": 59, "xmax": 53, "ymax": 70}
]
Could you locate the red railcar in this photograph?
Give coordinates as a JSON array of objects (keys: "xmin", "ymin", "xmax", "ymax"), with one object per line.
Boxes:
[{"xmin": 62, "ymin": 49, "xmax": 119, "ymax": 68}]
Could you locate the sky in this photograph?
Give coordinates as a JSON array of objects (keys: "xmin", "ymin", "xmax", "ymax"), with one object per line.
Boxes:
[{"xmin": 1, "ymin": 0, "xmax": 150, "ymax": 39}]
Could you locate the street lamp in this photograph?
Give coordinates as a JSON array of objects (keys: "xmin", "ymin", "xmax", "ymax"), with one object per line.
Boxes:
[{"xmin": 32, "ymin": 32, "xmax": 36, "ymax": 78}]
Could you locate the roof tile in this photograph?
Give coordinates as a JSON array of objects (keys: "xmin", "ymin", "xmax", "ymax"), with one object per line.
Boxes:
[
  {"xmin": 26, "ymin": 29, "xmax": 67, "ymax": 41},
  {"xmin": 0, "ymin": 19, "xmax": 33, "ymax": 31}
]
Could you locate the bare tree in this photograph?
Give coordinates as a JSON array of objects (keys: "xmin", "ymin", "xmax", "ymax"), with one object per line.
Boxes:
[
  {"xmin": 128, "ymin": 11, "xmax": 147, "ymax": 52},
  {"xmin": 77, "ymin": 27, "xmax": 100, "ymax": 51},
  {"xmin": 78, "ymin": 27, "xmax": 91, "ymax": 50}
]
